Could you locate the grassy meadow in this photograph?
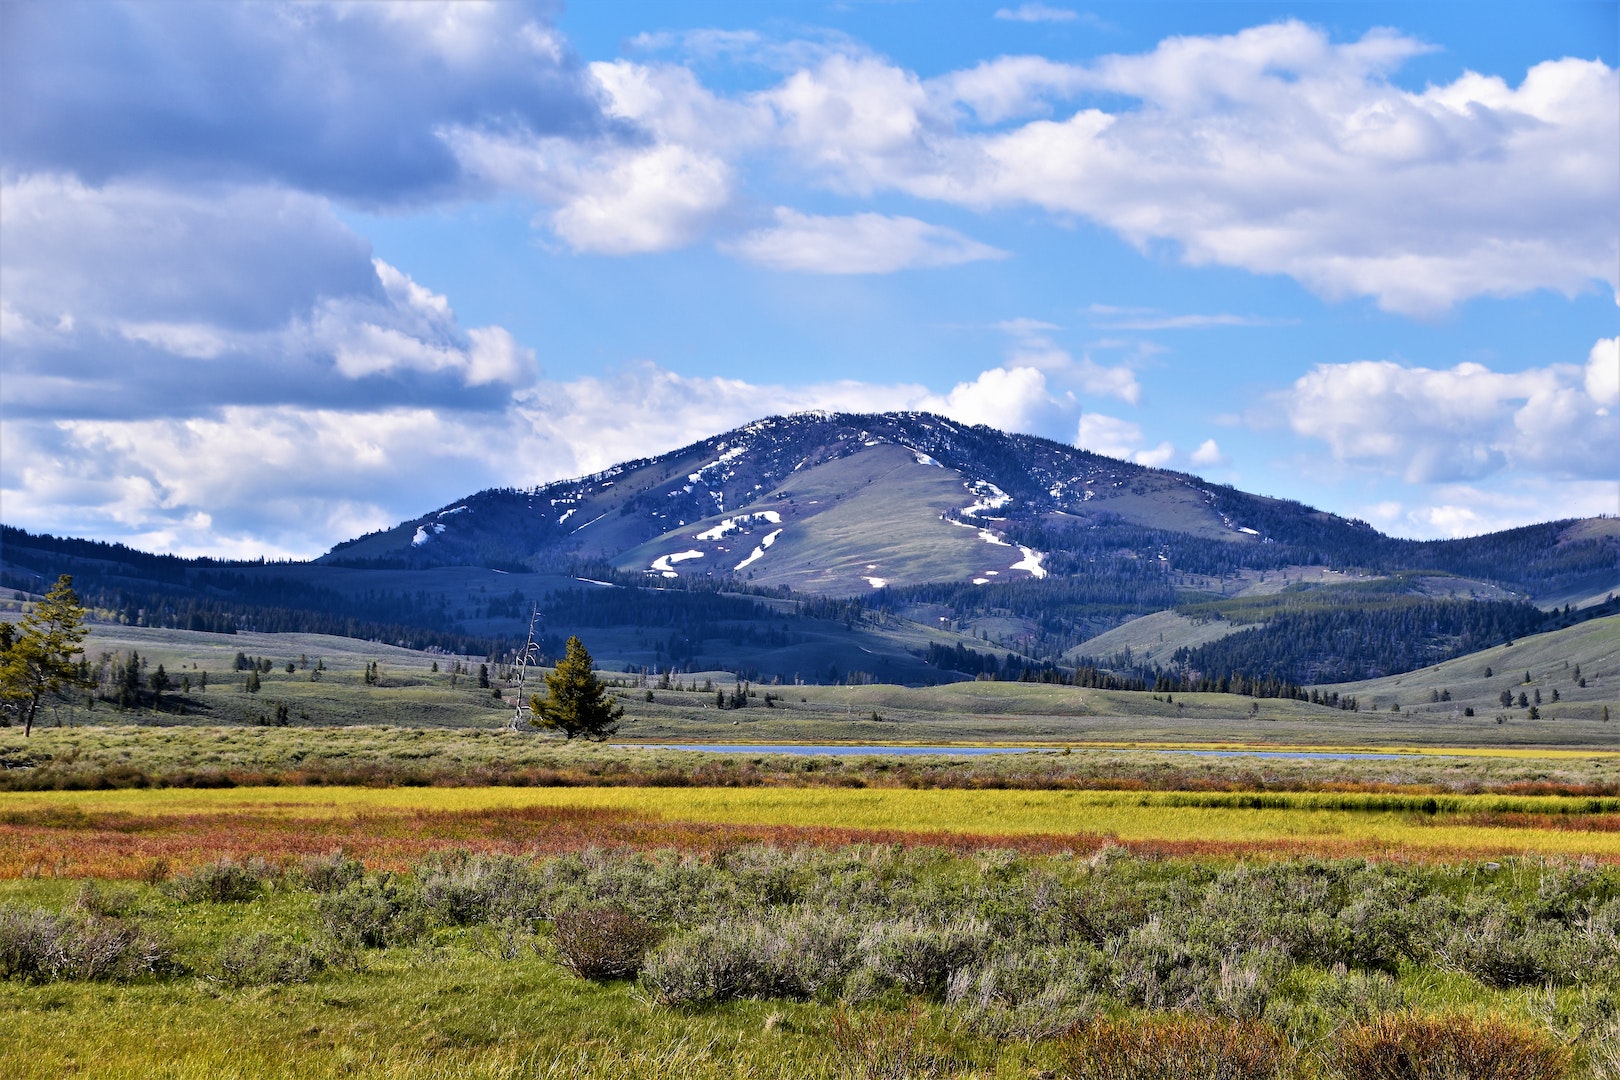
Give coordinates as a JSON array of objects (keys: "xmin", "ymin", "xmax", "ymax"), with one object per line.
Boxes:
[
  {"xmin": 23, "ymin": 615, "xmax": 1618, "ymax": 749},
  {"xmin": 3, "ymin": 838, "xmax": 1618, "ymax": 1078},
  {"xmin": 4, "ymin": 620, "xmax": 1619, "ymax": 1076}
]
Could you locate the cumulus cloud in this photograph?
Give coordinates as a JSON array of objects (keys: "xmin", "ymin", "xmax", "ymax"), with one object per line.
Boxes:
[
  {"xmin": 1587, "ymin": 337, "xmax": 1620, "ymax": 408},
  {"xmin": 445, "ymin": 58, "xmax": 765, "ymax": 254},
  {"xmin": 1278, "ymin": 342, "xmax": 1620, "ymax": 483},
  {"xmin": 1076, "ymin": 413, "xmax": 1175, "ymax": 466},
  {"xmin": 0, "ymin": 178, "xmax": 536, "ymax": 419},
  {"xmin": 722, "ymin": 209, "xmax": 1006, "ymax": 273},
  {"xmin": 8, "ymin": 9, "xmax": 1611, "ymax": 309},
  {"xmin": 745, "ymin": 22, "xmax": 1617, "ymax": 311},
  {"xmin": 1357, "ymin": 480, "xmax": 1620, "ymax": 540},
  {"xmin": 1190, "ymin": 439, "xmax": 1229, "ymax": 467},
  {"xmin": 998, "ymin": 319, "xmax": 1140, "ymax": 404},
  {"xmin": 0, "ymin": 1, "xmax": 599, "ymax": 203},
  {"xmin": 937, "ymin": 57, "xmax": 1089, "ymax": 124}
]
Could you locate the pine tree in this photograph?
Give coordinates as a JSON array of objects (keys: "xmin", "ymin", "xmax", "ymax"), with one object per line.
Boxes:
[
  {"xmin": 529, "ymin": 636, "xmax": 622, "ymax": 741},
  {"xmin": 0, "ymin": 575, "xmax": 91, "ymax": 737}
]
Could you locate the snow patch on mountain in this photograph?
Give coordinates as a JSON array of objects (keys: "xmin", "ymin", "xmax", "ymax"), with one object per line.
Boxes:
[
  {"xmin": 651, "ymin": 550, "xmax": 705, "ymax": 577},
  {"xmin": 1012, "ymin": 545, "xmax": 1047, "ymax": 579},
  {"xmin": 962, "ymin": 481, "xmax": 1010, "ymax": 519},
  {"xmin": 697, "ymin": 510, "xmax": 783, "ymax": 541},
  {"xmin": 734, "ymin": 529, "xmax": 783, "ymax": 571}
]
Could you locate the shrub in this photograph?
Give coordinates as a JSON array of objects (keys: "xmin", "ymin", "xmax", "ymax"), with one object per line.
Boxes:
[
  {"xmin": 1052, "ymin": 1016, "xmax": 1293, "ymax": 1080},
  {"xmin": 0, "ymin": 906, "xmax": 176, "ymax": 982},
  {"xmin": 1329, "ymin": 1012, "xmax": 1570, "ymax": 1080},
  {"xmin": 550, "ymin": 904, "xmax": 662, "ymax": 980},
  {"xmin": 210, "ymin": 932, "xmax": 326, "ymax": 987},
  {"xmin": 316, "ymin": 874, "xmax": 427, "ymax": 949},
  {"xmin": 419, "ymin": 853, "xmax": 542, "ymax": 926},
  {"xmin": 1586, "ymin": 1019, "xmax": 1620, "ymax": 1080},
  {"xmin": 296, "ymin": 850, "xmax": 365, "ymax": 894},
  {"xmin": 852, "ymin": 916, "xmax": 990, "ymax": 1000},
  {"xmin": 1108, "ymin": 919, "xmax": 1285, "ymax": 1017},
  {"xmin": 640, "ymin": 908, "xmax": 861, "ymax": 1006},
  {"xmin": 1057, "ymin": 879, "xmax": 1153, "ymax": 946},
  {"xmin": 642, "ymin": 920, "xmax": 770, "ymax": 1006},
  {"xmin": 1436, "ymin": 905, "xmax": 1603, "ymax": 987},
  {"xmin": 166, "ymin": 857, "xmax": 270, "ymax": 904},
  {"xmin": 946, "ymin": 946, "xmax": 1099, "ymax": 1038},
  {"xmin": 72, "ymin": 880, "xmax": 141, "ymax": 918},
  {"xmin": 1314, "ymin": 965, "xmax": 1408, "ymax": 1024}
]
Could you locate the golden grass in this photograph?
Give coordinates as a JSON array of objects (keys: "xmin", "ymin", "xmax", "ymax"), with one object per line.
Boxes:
[{"xmin": 5, "ymin": 784, "xmax": 1618, "ymax": 876}]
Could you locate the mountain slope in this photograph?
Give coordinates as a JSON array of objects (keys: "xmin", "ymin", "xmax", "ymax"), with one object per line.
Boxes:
[
  {"xmin": 322, "ymin": 411, "xmax": 1354, "ymax": 585},
  {"xmin": 325, "ymin": 411, "xmax": 1618, "ymax": 608}
]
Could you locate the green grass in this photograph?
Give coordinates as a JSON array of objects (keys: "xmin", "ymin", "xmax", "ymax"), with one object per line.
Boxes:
[
  {"xmin": 16, "ymin": 616, "xmax": 1612, "ymax": 752},
  {"xmin": 1319, "ymin": 615, "xmax": 1619, "ymax": 721},
  {"xmin": 4, "ymin": 843, "xmax": 1617, "ymax": 1078}
]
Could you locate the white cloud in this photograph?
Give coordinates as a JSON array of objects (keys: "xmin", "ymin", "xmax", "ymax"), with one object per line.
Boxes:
[
  {"xmin": 549, "ymin": 144, "xmax": 734, "ymax": 255},
  {"xmin": 116, "ymin": 322, "xmax": 231, "ymax": 360},
  {"xmin": 1587, "ymin": 337, "xmax": 1619, "ymax": 408},
  {"xmin": 1279, "ymin": 343, "xmax": 1619, "ymax": 483},
  {"xmin": 0, "ymin": 178, "xmax": 537, "ymax": 416},
  {"xmin": 1085, "ymin": 304, "xmax": 1295, "ymax": 331},
  {"xmin": 1190, "ymin": 438, "xmax": 1228, "ymax": 467},
  {"xmin": 446, "ymin": 58, "xmax": 761, "ymax": 255},
  {"xmin": 2, "ymin": 1, "xmax": 598, "ymax": 203},
  {"xmin": 995, "ymin": 4, "xmax": 1079, "ymax": 23},
  {"xmin": 761, "ymin": 53, "xmax": 942, "ymax": 197},
  {"xmin": 1133, "ymin": 441, "xmax": 1175, "ymax": 467},
  {"xmin": 936, "ymin": 57, "xmax": 1088, "ymax": 124},
  {"xmin": 723, "ymin": 208, "xmax": 1006, "ymax": 273},
  {"xmin": 743, "ymin": 23, "xmax": 1617, "ymax": 312},
  {"xmin": 421, "ymin": 22, "xmax": 1620, "ymax": 309},
  {"xmin": 1076, "ymin": 412, "xmax": 1175, "ymax": 466},
  {"xmin": 998, "ymin": 319, "xmax": 1140, "ymax": 404},
  {"xmin": 926, "ymin": 366, "xmax": 1056, "ymax": 433},
  {"xmin": 1356, "ymin": 481, "xmax": 1620, "ymax": 540}
]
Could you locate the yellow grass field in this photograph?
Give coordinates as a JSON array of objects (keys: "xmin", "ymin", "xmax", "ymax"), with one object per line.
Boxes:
[{"xmin": 5, "ymin": 783, "xmax": 1617, "ymax": 872}]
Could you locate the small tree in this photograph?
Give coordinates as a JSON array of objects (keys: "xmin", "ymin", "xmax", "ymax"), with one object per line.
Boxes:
[
  {"xmin": 0, "ymin": 575, "xmax": 91, "ymax": 737},
  {"xmin": 530, "ymin": 636, "xmax": 622, "ymax": 741}
]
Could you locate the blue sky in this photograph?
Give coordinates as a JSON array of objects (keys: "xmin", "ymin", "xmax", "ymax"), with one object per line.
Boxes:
[{"xmin": 2, "ymin": 1, "xmax": 1615, "ymax": 559}]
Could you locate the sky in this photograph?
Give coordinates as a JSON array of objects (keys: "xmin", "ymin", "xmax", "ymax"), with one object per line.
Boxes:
[{"xmin": 1, "ymin": 0, "xmax": 1616, "ymax": 560}]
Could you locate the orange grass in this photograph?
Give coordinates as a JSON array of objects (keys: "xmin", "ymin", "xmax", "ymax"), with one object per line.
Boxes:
[
  {"xmin": 4, "ymin": 798, "xmax": 1616, "ymax": 879},
  {"xmin": 0, "ymin": 804, "xmax": 1124, "ymax": 878}
]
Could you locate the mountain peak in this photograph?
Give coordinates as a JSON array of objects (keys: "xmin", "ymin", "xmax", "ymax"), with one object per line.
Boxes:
[{"xmin": 321, "ymin": 411, "xmax": 1354, "ymax": 593}]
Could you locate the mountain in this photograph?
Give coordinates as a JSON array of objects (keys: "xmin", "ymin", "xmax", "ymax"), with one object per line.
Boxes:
[
  {"xmin": 4, "ymin": 411, "xmax": 1616, "ymax": 688},
  {"xmin": 325, "ymin": 410, "xmax": 1617, "ymax": 603}
]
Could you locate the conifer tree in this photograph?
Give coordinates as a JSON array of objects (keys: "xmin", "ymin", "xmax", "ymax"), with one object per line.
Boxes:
[
  {"xmin": 0, "ymin": 575, "xmax": 90, "ymax": 737},
  {"xmin": 529, "ymin": 636, "xmax": 622, "ymax": 740}
]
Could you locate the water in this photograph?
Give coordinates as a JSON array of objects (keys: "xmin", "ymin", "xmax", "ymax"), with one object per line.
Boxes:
[{"xmin": 615, "ymin": 744, "xmax": 1422, "ymax": 760}]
